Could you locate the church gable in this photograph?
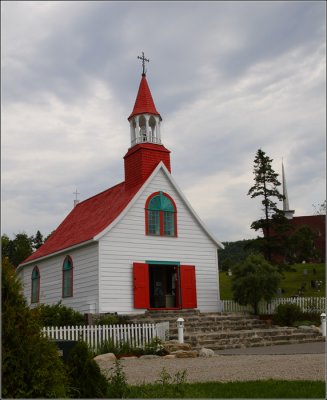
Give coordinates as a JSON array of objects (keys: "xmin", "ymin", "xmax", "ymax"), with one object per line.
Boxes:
[{"xmin": 18, "ymin": 56, "xmax": 223, "ymax": 314}]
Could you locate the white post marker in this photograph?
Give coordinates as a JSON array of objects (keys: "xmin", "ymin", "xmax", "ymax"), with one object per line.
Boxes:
[
  {"xmin": 177, "ymin": 317, "xmax": 185, "ymax": 343},
  {"xmin": 320, "ymin": 313, "xmax": 326, "ymax": 337}
]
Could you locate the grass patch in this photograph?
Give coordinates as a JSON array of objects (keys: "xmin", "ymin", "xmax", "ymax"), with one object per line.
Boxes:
[
  {"xmin": 220, "ymin": 263, "xmax": 325, "ymax": 300},
  {"xmin": 128, "ymin": 380, "xmax": 325, "ymax": 398}
]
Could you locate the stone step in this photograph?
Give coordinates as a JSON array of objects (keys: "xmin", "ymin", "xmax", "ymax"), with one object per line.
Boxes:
[{"xmin": 168, "ymin": 321, "xmax": 267, "ymax": 333}]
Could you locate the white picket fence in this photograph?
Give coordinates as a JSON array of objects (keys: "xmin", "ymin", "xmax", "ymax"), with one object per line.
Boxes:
[
  {"xmin": 220, "ymin": 297, "xmax": 326, "ymax": 314},
  {"xmin": 42, "ymin": 321, "xmax": 170, "ymax": 351}
]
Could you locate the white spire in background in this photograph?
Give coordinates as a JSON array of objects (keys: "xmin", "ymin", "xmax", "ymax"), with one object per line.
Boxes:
[{"xmin": 282, "ymin": 160, "xmax": 294, "ymax": 219}]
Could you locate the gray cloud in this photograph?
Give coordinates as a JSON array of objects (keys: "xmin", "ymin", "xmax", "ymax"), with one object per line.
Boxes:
[{"xmin": 2, "ymin": 1, "xmax": 325, "ymax": 241}]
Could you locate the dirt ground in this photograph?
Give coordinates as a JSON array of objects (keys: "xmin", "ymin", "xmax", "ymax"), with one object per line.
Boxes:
[{"xmin": 97, "ymin": 353, "xmax": 325, "ymax": 385}]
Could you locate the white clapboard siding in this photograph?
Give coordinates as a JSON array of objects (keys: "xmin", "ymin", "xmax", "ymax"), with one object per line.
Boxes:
[
  {"xmin": 20, "ymin": 243, "xmax": 99, "ymax": 314},
  {"xmin": 99, "ymin": 168, "xmax": 220, "ymax": 314},
  {"xmin": 42, "ymin": 321, "xmax": 169, "ymax": 351}
]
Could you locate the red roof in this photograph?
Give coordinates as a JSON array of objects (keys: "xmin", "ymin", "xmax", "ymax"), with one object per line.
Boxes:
[
  {"xmin": 22, "ymin": 181, "xmax": 142, "ymax": 265},
  {"xmin": 128, "ymin": 74, "xmax": 161, "ymax": 120}
]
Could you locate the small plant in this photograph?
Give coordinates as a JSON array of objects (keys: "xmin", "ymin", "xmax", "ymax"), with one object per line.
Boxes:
[
  {"xmin": 273, "ymin": 303, "xmax": 303, "ymax": 326},
  {"xmin": 106, "ymin": 360, "xmax": 130, "ymax": 398},
  {"xmin": 96, "ymin": 337, "xmax": 166, "ymax": 357},
  {"xmin": 143, "ymin": 337, "xmax": 168, "ymax": 356},
  {"xmin": 155, "ymin": 367, "xmax": 188, "ymax": 397}
]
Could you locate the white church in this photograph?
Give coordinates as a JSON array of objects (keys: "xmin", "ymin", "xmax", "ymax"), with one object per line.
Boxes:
[{"xmin": 18, "ymin": 58, "xmax": 224, "ymax": 315}]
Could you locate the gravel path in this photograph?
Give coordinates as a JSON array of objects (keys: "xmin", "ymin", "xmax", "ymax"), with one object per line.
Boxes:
[{"xmin": 97, "ymin": 353, "xmax": 325, "ymax": 384}]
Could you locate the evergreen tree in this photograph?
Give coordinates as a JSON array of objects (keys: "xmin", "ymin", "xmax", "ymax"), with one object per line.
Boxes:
[
  {"xmin": 32, "ymin": 230, "xmax": 44, "ymax": 250},
  {"xmin": 247, "ymin": 149, "xmax": 289, "ymax": 261},
  {"xmin": 2, "ymin": 257, "xmax": 68, "ymax": 398}
]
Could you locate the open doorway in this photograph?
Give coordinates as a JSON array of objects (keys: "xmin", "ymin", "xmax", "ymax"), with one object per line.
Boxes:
[{"xmin": 149, "ymin": 265, "xmax": 179, "ymax": 308}]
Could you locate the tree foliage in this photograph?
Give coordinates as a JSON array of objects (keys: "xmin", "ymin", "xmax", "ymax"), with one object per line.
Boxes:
[
  {"xmin": 37, "ymin": 302, "xmax": 85, "ymax": 327},
  {"xmin": 219, "ymin": 239, "xmax": 260, "ymax": 271},
  {"xmin": 247, "ymin": 149, "xmax": 290, "ymax": 261},
  {"xmin": 312, "ymin": 200, "xmax": 326, "ymax": 215},
  {"xmin": 2, "ymin": 257, "xmax": 68, "ymax": 398},
  {"xmin": 231, "ymin": 254, "xmax": 281, "ymax": 314},
  {"xmin": 1, "ymin": 231, "xmax": 46, "ymax": 267},
  {"xmin": 287, "ymin": 225, "xmax": 319, "ymax": 263}
]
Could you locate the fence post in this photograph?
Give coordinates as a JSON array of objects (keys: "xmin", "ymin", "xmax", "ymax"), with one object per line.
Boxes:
[
  {"xmin": 320, "ymin": 313, "xmax": 326, "ymax": 337},
  {"xmin": 177, "ymin": 318, "xmax": 184, "ymax": 343}
]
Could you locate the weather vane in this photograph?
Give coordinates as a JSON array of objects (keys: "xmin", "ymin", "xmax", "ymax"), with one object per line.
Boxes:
[{"xmin": 137, "ymin": 51, "xmax": 149, "ymax": 75}]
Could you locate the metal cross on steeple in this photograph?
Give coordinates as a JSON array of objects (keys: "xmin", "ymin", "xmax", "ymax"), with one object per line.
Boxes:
[
  {"xmin": 73, "ymin": 189, "xmax": 80, "ymax": 207},
  {"xmin": 73, "ymin": 189, "xmax": 80, "ymax": 201},
  {"xmin": 137, "ymin": 51, "xmax": 149, "ymax": 75}
]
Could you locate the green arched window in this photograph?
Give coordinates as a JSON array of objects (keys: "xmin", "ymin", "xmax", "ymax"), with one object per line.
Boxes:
[
  {"xmin": 63, "ymin": 256, "xmax": 73, "ymax": 298},
  {"xmin": 146, "ymin": 192, "xmax": 177, "ymax": 236},
  {"xmin": 31, "ymin": 266, "xmax": 40, "ymax": 303}
]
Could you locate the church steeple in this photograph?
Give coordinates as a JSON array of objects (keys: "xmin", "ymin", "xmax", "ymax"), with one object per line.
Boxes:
[
  {"xmin": 282, "ymin": 160, "xmax": 295, "ymax": 220},
  {"xmin": 124, "ymin": 56, "xmax": 171, "ymax": 190},
  {"xmin": 128, "ymin": 53, "xmax": 162, "ymax": 147}
]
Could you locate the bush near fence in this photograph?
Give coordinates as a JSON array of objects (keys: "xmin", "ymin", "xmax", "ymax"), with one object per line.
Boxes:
[{"xmin": 220, "ymin": 296, "xmax": 325, "ymax": 314}]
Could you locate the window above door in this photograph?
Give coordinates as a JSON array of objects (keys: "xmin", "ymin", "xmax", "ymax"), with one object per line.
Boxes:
[{"xmin": 145, "ymin": 191, "xmax": 177, "ymax": 237}]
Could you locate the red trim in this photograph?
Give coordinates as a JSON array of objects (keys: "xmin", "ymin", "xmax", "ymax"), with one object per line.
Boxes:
[
  {"xmin": 148, "ymin": 308, "xmax": 181, "ymax": 310},
  {"xmin": 31, "ymin": 266, "xmax": 40, "ymax": 303},
  {"xmin": 62, "ymin": 255, "xmax": 73, "ymax": 298}
]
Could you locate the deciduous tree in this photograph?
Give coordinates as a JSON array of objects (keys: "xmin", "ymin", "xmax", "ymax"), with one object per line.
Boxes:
[{"xmin": 231, "ymin": 254, "xmax": 281, "ymax": 314}]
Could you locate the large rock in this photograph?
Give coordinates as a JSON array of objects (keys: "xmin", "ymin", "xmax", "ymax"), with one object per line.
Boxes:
[
  {"xmin": 163, "ymin": 340, "xmax": 192, "ymax": 353},
  {"xmin": 199, "ymin": 347, "xmax": 215, "ymax": 357},
  {"xmin": 170, "ymin": 350, "xmax": 198, "ymax": 358},
  {"xmin": 94, "ymin": 352, "xmax": 116, "ymax": 362}
]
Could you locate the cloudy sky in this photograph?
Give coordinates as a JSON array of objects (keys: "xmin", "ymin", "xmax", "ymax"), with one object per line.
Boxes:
[{"xmin": 2, "ymin": 1, "xmax": 326, "ymax": 243}]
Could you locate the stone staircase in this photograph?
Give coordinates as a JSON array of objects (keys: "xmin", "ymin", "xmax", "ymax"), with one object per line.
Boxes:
[{"xmin": 126, "ymin": 309, "xmax": 324, "ymax": 350}]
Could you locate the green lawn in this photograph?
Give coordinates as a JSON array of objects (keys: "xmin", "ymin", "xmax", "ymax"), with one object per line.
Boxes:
[
  {"xmin": 219, "ymin": 263, "xmax": 325, "ymax": 300},
  {"xmin": 128, "ymin": 380, "xmax": 325, "ymax": 398}
]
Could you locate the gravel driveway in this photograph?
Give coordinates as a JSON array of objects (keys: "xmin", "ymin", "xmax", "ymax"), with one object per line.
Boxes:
[{"xmin": 97, "ymin": 353, "xmax": 325, "ymax": 384}]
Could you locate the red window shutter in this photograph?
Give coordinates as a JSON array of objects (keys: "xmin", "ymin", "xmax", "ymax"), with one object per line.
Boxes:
[
  {"xmin": 180, "ymin": 265, "xmax": 197, "ymax": 309},
  {"xmin": 133, "ymin": 263, "xmax": 150, "ymax": 309}
]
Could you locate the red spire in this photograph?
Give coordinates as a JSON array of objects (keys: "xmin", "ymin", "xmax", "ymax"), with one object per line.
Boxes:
[{"xmin": 128, "ymin": 74, "xmax": 161, "ymax": 120}]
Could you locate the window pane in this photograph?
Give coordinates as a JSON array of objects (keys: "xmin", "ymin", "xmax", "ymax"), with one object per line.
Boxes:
[
  {"xmin": 31, "ymin": 278, "xmax": 39, "ymax": 302},
  {"xmin": 148, "ymin": 195, "xmax": 161, "ymax": 210},
  {"xmin": 161, "ymin": 196, "xmax": 174, "ymax": 212},
  {"xmin": 164, "ymin": 211, "xmax": 175, "ymax": 236},
  {"xmin": 63, "ymin": 269, "xmax": 72, "ymax": 297},
  {"xmin": 148, "ymin": 210, "xmax": 160, "ymax": 235}
]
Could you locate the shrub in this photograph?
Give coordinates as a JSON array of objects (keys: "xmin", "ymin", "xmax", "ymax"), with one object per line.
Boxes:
[
  {"xmin": 96, "ymin": 337, "xmax": 166, "ymax": 357},
  {"xmin": 2, "ymin": 257, "xmax": 68, "ymax": 398},
  {"xmin": 37, "ymin": 302, "xmax": 85, "ymax": 327},
  {"xmin": 273, "ymin": 303, "xmax": 303, "ymax": 326},
  {"xmin": 96, "ymin": 314, "xmax": 130, "ymax": 326},
  {"xmin": 66, "ymin": 341, "xmax": 109, "ymax": 398}
]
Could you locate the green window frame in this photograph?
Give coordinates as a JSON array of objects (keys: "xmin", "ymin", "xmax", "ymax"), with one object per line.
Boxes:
[
  {"xmin": 146, "ymin": 192, "xmax": 177, "ymax": 237},
  {"xmin": 63, "ymin": 256, "xmax": 73, "ymax": 298}
]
